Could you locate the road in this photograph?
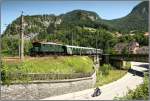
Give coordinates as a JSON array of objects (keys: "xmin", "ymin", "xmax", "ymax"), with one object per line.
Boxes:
[{"xmin": 42, "ymin": 62, "xmax": 148, "ymax": 100}]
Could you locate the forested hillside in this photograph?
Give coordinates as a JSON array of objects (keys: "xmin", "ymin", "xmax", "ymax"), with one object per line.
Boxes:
[
  {"xmin": 3, "ymin": 1, "xmax": 148, "ymax": 36},
  {"xmin": 1, "ymin": 1, "xmax": 149, "ymax": 56},
  {"xmin": 104, "ymin": 1, "xmax": 149, "ymax": 33}
]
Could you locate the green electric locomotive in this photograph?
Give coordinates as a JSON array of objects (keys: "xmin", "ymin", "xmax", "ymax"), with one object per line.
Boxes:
[{"xmin": 30, "ymin": 42, "xmax": 102, "ymax": 56}]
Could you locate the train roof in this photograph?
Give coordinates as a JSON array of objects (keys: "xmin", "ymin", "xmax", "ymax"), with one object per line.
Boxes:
[
  {"xmin": 66, "ymin": 45, "xmax": 92, "ymax": 49},
  {"xmin": 42, "ymin": 42, "xmax": 63, "ymax": 46},
  {"xmin": 65, "ymin": 45, "xmax": 102, "ymax": 50},
  {"xmin": 33, "ymin": 42, "xmax": 63, "ymax": 46}
]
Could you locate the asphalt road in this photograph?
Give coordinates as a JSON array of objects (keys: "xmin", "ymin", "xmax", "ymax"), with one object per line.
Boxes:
[{"xmin": 42, "ymin": 62, "xmax": 148, "ymax": 100}]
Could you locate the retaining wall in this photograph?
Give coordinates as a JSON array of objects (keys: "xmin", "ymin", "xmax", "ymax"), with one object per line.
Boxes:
[{"xmin": 1, "ymin": 72, "xmax": 96, "ymax": 100}]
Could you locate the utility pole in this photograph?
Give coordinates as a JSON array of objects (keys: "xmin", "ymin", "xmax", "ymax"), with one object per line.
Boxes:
[
  {"xmin": 96, "ymin": 32, "xmax": 98, "ymax": 62},
  {"xmin": 72, "ymin": 31, "xmax": 73, "ymax": 46},
  {"xmin": 20, "ymin": 11, "xmax": 24, "ymax": 61}
]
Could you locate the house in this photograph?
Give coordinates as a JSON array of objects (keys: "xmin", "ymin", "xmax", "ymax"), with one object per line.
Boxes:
[
  {"xmin": 115, "ymin": 32, "xmax": 122, "ymax": 37},
  {"xmin": 136, "ymin": 46, "xmax": 149, "ymax": 54},
  {"xmin": 113, "ymin": 43, "xmax": 128, "ymax": 54},
  {"xmin": 128, "ymin": 41, "xmax": 139, "ymax": 54},
  {"xmin": 144, "ymin": 32, "xmax": 149, "ymax": 36},
  {"xmin": 114, "ymin": 41, "xmax": 140, "ymax": 54}
]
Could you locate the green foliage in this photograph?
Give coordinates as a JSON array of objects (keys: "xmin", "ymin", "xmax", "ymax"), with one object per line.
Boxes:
[
  {"xmin": 123, "ymin": 61, "xmax": 131, "ymax": 70},
  {"xmin": 3, "ymin": 56, "xmax": 93, "ymax": 74},
  {"xmin": 116, "ymin": 75, "xmax": 149, "ymax": 100},
  {"xmin": 1, "ymin": 56, "xmax": 94, "ymax": 85},
  {"xmin": 47, "ymin": 23, "xmax": 56, "ymax": 34},
  {"xmin": 1, "ymin": 62, "xmax": 11, "ymax": 86},
  {"xmin": 119, "ymin": 35, "xmax": 134, "ymax": 43},
  {"xmin": 104, "ymin": 1, "xmax": 148, "ymax": 33},
  {"xmin": 1, "ymin": 36, "xmax": 19, "ymax": 56},
  {"xmin": 96, "ymin": 69, "xmax": 127, "ymax": 87},
  {"xmin": 100, "ymin": 64, "xmax": 113, "ymax": 76},
  {"xmin": 133, "ymin": 32, "xmax": 148, "ymax": 46},
  {"xmin": 24, "ymin": 40, "xmax": 33, "ymax": 55},
  {"xmin": 122, "ymin": 47, "xmax": 129, "ymax": 55},
  {"xmin": 1, "ymin": 61, "xmax": 30, "ymax": 86},
  {"xmin": 2, "ymin": 1, "xmax": 148, "ymax": 54},
  {"xmin": 35, "ymin": 28, "xmax": 117, "ymax": 54},
  {"xmin": 1, "ymin": 36, "xmax": 32, "ymax": 56},
  {"xmin": 3, "ymin": 1, "xmax": 148, "ymax": 36},
  {"xmin": 118, "ymin": 32, "xmax": 148, "ymax": 46}
]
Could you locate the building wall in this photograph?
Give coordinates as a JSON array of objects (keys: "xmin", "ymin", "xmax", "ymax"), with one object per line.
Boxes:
[{"xmin": 1, "ymin": 72, "xmax": 96, "ymax": 100}]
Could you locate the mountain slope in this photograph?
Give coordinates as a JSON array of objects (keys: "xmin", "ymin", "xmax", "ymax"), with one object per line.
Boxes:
[
  {"xmin": 104, "ymin": 1, "xmax": 149, "ymax": 33},
  {"xmin": 3, "ymin": 9, "xmax": 111, "ymax": 39},
  {"xmin": 3, "ymin": 1, "xmax": 149, "ymax": 38},
  {"xmin": 1, "ymin": 1, "xmax": 149, "ymax": 56}
]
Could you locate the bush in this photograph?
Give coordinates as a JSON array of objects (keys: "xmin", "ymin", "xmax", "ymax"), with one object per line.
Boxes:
[
  {"xmin": 124, "ymin": 61, "xmax": 131, "ymax": 70},
  {"xmin": 1, "ymin": 61, "xmax": 30, "ymax": 86},
  {"xmin": 1, "ymin": 62, "xmax": 11, "ymax": 86},
  {"xmin": 116, "ymin": 74, "xmax": 149, "ymax": 100},
  {"xmin": 1, "ymin": 56, "xmax": 94, "ymax": 85},
  {"xmin": 100, "ymin": 64, "xmax": 113, "ymax": 75},
  {"xmin": 1, "ymin": 36, "xmax": 32, "ymax": 56},
  {"xmin": 1, "ymin": 37, "xmax": 19, "ymax": 56},
  {"xmin": 126, "ymin": 75, "xmax": 149, "ymax": 100}
]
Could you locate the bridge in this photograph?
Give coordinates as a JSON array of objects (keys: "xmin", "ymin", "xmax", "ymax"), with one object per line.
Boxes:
[
  {"xmin": 102, "ymin": 54, "xmax": 148, "ymax": 63},
  {"xmin": 96, "ymin": 54, "xmax": 149, "ymax": 69}
]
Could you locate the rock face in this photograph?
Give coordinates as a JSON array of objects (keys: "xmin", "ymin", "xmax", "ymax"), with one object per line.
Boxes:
[
  {"xmin": 136, "ymin": 46, "xmax": 149, "ymax": 54},
  {"xmin": 55, "ymin": 18, "xmax": 62, "ymax": 25},
  {"xmin": 1, "ymin": 72, "xmax": 96, "ymax": 100},
  {"xmin": 3, "ymin": 9, "xmax": 101, "ymax": 38},
  {"xmin": 3, "ymin": 1, "xmax": 148, "ymax": 39},
  {"xmin": 88, "ymin": 15, "xmax": 97, "ymax": 21}
]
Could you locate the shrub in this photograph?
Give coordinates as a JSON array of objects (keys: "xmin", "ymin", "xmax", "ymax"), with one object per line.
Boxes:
[
  {"xmin": 127, "ymin": 75, "xmax": 149, "ymax": 100},
  {"xmin": 1, "ymin": 61, "xmax": 30, "ymax": 86},
  {"xmin": 1, "ymin": 62, "xmax": 11, "ymax": 86},
  {"xmin": 100, "ymin": 64, "xmax": 113, "ymax": 75},
  {"xmin": 124, "ymin": 61, "xmax": 131, "ymax": 70},
  {"xmin": 115, "ymin": 74, "xmax": 149, "ymax": 100},
  {"xmin": 1, "ymin": 56, "xmax": 94, "ymax": 85}
]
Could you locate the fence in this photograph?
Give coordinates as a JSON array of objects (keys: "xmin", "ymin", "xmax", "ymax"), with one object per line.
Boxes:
[
  {"xmin": 1, "ymin": 71, "xmax": 96, "ymax": 100},
  {"xmin": 2, "ymin": 71, "xmax": 95, "ymax": 84}
]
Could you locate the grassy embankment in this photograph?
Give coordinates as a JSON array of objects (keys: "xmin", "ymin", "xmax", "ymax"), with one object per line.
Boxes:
[
  {"xmin": 2, "ymin": 56, "xmax": 128, "ymax": 86},
  {"xmin": 96, "ymin": 70, "xmax": 127, "ymax": 86},
  {"xmin": 2, "ymin": 56, "xmax": 94, "ymax": 74},
  {"xmin": 2, "ymin": 56, "xmax": 95, "ymax": 85},
  {"xmin": 95, "ymin": 63, "xmax": 129, "ymax": 87}
]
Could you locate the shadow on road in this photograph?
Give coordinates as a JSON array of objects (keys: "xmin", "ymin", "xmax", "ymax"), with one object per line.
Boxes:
[
  {"xmin": 133, "ymin": 64, "xmax": 149, "ymax": 69},
  {"xmin": 128, "ymin": 69, "xmax": 144, "ymax": 77}
]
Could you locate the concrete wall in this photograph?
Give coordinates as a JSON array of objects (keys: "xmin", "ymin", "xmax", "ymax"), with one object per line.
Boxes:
[{"xmin": 1, "ymin": 72, "xmax": 96, "ymax": 100}]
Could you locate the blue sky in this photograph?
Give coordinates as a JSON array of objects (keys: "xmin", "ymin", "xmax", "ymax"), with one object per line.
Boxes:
[{"xmin": 1, "ymin": 0, "xmax": 141, "ymax": 33}]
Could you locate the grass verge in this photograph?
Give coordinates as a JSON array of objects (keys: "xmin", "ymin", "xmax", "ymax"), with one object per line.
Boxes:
[
  {"xmin": 2, "ymin": 56, "xmax": 94, "ymax": 74},
  {"xmin": 96, "ymin": 70, "xmax": 127, "ymax": 87},
  {"xmin": 2, "ymin": 56, "xmax": 94, "ymax": 85}
]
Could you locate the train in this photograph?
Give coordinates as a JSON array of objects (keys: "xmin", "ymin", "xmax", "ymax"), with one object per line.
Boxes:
[{"xmin": 30, "ymin": 42, "xmax": 103, "ymax": 56}]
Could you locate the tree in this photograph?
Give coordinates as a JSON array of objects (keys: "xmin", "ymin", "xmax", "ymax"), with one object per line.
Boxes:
[{"xmin": 122, "ymin": 47, "xmax": 129, "ymax": 54}]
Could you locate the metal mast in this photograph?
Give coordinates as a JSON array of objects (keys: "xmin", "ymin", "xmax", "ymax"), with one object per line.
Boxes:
[
  {"xmin": 96, "ymin": 32, "xmax": 98, "ymax": 62},
  {"xmin": 20, "ymin": 11, "xmax": 24, "ymax": 61}
]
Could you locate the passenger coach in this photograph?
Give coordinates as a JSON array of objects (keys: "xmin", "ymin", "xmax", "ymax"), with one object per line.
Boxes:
[{"xmin": 30, "ymin": 42, "xmax": 103, "ymax": 56}]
